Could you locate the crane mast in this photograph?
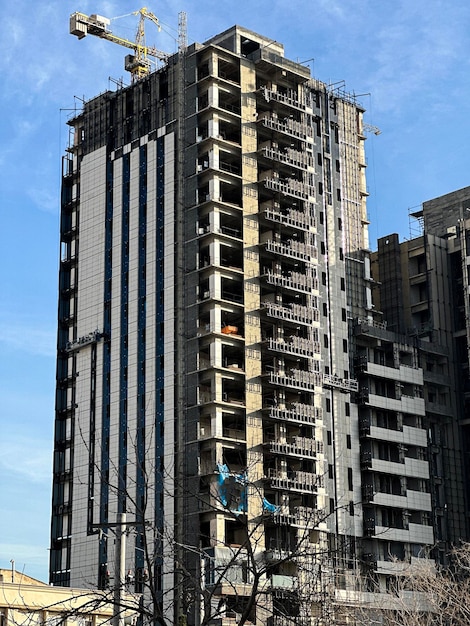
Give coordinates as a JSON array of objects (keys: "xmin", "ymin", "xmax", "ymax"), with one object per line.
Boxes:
[{"xmin": 70, "ymin": 9, "xmax": 170, "ymax": 80}]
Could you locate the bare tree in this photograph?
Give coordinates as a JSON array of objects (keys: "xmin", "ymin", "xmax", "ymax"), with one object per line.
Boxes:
[
  {"xmin": 61, "ymin": 429, "xmax": 350, "ymax": 626},
  {"xmin": 58, "ymin": 427, "xmax": 467, "ymax": 626},
  {"xmin": 109, "ymin": 459, "xmax": 338, "ymax": 626},
  {"xmin": 342, "ymin": 543, "xmax": 470, "ymax": 626}
]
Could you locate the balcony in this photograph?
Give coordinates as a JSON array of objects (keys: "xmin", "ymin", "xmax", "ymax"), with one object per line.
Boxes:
[
  {"xmin": 365, "ymin": 361, "xmax": 423, "ymax": 385},
  {"xmin": 264, "ymin": 269, "xmax": 318, "ymax": 293},
  {"xmin": 264, "ymin": 403, "xmax": 320, "ymax": 426},
  {"xmin": 198, "ymin": 354, "xmax": 245, "ymax": 373},
  {"xmin": 365, "ymin": 489, "xmax": 432, "ymax": 512},
  {"xmin": 265, "ymin": 337, "xmax": 320, "ymax": 358},
  {"xmin": 197, "ymin": 386, "xmax": 245, "ymax": 407},
  {"xmin": 261, "ymin": 174, "xmax": 315, "ymax": 201},
  {"xmin": 248, "ymin": 47, "xmax": 311, "ymax": 80},
  {"xmin": 366, "ymin": 424, "xmax": 427, "ymax": 447},
  {"xmin": 204, "ymin": 546, "xmax": 250, "ymax": 588},
  {"xmin": 196, "ymin": 120, "xmax": 242, "ymax": 148},
  {"xmin": 264, "ymin": 368, "xmax": 322, "ymax": 391},
  {"xmin": 262, "ymin": 301, "xmax": 319, "ymax": 325},
  {"xmin": 271, "ymin": 574, "xmax": 297, "ymax": 590},
  {"xmin": 221, "ymin": 394, "xmax": 246, "ymax": 407},
  {"xmin": 268, "ymin": 506, "xmax": 318, "ymax": 530},
  {"xmin": 408, "ymin": 522, "xmax": 434, "ymax": 544},
  {"xmin": 267, "ymin": 436, "xmax": 323, "ymax": 458},
  {"xmin": 267, "ymin": 469, "xmax": 323, "ymax": 493},
  {"xmin": 264, "ymin": 548, "xmax": 291, "ymax": 563},
  {"xmin": 260, "ymin": 145, "xmax": 312, "ymax": 170},
  {"xmin": 376, "ymin": 560, "xmax": 410, "ymax": 576},
  {"xmin": 366, "ymin": 392, "xmax": 425, "ymax": 415},
  {"xmin": 218, "ymin": 97, "xmax": 241, "ymax": 117},
  {"xmin": 259, "ymin": 86, "xmax": 307, "ymax": 111},
  {"xmin": 361, "ymin": 456, "xmax": 429, "ymax": 479},
  {"xmin": 264, "ymin": 239, "xmax": 317, "ymax": 262},
  {"xmin": 197, "ymin": 322, "xmax": 244, "ymax": 340},
  {"xmin": 199, "ymin": 283, "xmax": 244, "ymax": 305},
  {"xmin": 218, "ymin": 59, "xmax": 240, "ymax": 84},
  {"xmin": 262, "ymin": 204, "xmax": 316, "ymax": 231},
  {"xmin": 268, "ymin": 617, "xmax": 313, "ymax": 626},
  {"xmin": 219, "ymin": 158, "xmax": 242, "ymax": 176},
  {"xmin": 372, "ymin": 524, "xmax": 434, "ymax": 544},
  {"xmin": 258, "ymin": 112, "xmax": 311, "ymax": 140}
]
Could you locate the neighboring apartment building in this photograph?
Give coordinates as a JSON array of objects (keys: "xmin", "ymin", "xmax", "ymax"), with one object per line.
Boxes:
[
  {"xmin": 371, "ymin": 186, "xmax": 470, "ymax": 560},
  {"xmin": 50, "ymin": 20, "xmax": 441, "ymax": 625}
]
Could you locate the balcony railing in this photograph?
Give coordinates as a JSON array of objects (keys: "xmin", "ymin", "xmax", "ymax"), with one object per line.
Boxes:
[
  {"xmin": 266, "ymin": 507, "xmax": 319, "ymax": 534},
  {"xmin": 263, "ymin": 176, "xmax": 315, "ymax": 200},
  {"xmin": 262, "ymin": 301, "xmax": 319, "ymax": 325},
  {"xmin": 266, "ymin": 337, "xmax": 320, "ymax": 357},
  {"xmin": 259, "ymin": 86, "xmax": 307, "ymax": 111},
  {"xmin": 196, "ymin": 223, "xmax": 242, "ymax": 240},
  {"xmin": 265, "ymin": 368, "xmax": 322, "ymax": 391},
  {"xmin": 268, "ymin": 436, "xmax": 323, "ymax": 458},
  {"xmin": 265, "ymin": 239, "xmax": 317, "ymax": 262},
  {"xmin": 261, "ymin": 146, "xmax": 312, "ymax": 169},
  {"xmin": 265, "ymin": 270, "xmax": 318, "ymax": 293},
  {"xmin": 268, "ymin": 617, "xmax": 313, "ymax": 626},
  {"xmin": 267, "ymin": 469, "xmax": 323, "ymax": 492},
  {"xmin": 263, "ymin": 205, "xmax": 316, "ymax": 230},
  {"xmin": 259, "ymin": 114, "xmax": 312, "ymax": 140},
  {"xmin": 264, "ymin": 403, "xmax": 321, "ymax": 425}
]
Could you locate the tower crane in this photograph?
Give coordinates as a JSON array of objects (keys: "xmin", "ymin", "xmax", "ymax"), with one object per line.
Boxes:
[{"xmin": 70, "ymin": 8, "xmax": 170, "ymax": 80}]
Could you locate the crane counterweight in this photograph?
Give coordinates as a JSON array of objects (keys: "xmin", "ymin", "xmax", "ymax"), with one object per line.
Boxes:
[
  {"xmin": 69, "ymin": 9, "xmax": 171, "ymax": 80},
  {"xmin": 70, "ymin": 13, "xmax": 110, "ymax": 39}
]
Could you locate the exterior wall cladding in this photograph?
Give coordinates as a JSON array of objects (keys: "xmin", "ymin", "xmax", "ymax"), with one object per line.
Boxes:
[{"xmin": 51, "ymin": 24, "xmax": 463, "ymax": 625}]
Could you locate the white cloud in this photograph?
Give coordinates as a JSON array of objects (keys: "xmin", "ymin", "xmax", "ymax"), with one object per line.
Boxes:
[
  {"xmin": 363, "ymin": 1, "xmax": 470, "ymax": 114},
  {"xmin": 309, "ymin": 0, "xmax": 346, "ymax": 20},
  {"xmin": 0, "ymin": 438, "xmax": 52, "ymax": 484},
  {"xmin": 0, "ymin": 120, "xmax": 37, "ymax": 167},
  {"xmin": 0, "ymin": 16, "xmax": 25, "ymax": 65},
  {"xmin": 0, "ymin": 321, "xmax": 56, "ymax": 358},
  {"xmin": 27, "ymin": 186, "xmax": 61, "ymax": 215}
]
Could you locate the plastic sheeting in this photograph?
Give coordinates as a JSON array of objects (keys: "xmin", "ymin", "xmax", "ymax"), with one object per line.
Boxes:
[
  {"xmin": 217, "ymin": 463, "xmax": 247, "ymax": 513},
  {"xmin": 262, "ymin": 497, "xmax": 280, "ymax": 514}
]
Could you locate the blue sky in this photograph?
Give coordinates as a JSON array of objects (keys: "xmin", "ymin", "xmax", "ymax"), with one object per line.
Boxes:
[{"xmin": 1, "ymin": 0, "xmax": 470, "ymax": 583}]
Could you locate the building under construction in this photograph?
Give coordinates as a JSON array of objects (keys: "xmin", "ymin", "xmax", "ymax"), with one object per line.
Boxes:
[{"xmin": 50, "ymin": 16, "xmax": 446, "ymax": 625}]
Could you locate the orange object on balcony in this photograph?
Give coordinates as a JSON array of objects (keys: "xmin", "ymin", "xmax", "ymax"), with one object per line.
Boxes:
[{"xmin": 221, "ymin": 325, "xmax": 238, "ymax": 335}]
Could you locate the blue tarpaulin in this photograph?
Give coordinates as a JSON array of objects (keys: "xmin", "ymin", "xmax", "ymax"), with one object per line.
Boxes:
[
  {"xmin": 217, "ymin": 463, "xmax": 247, "ymax": 512},
  {"xmin": 262, "ymin": 497, "xmax": 280, "ymax": 514}
]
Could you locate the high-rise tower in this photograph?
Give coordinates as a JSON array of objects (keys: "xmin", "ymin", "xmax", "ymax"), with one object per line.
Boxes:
[{"xmin": 51, "ymin": 23, "xmax": 434, "ymax": 625}]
